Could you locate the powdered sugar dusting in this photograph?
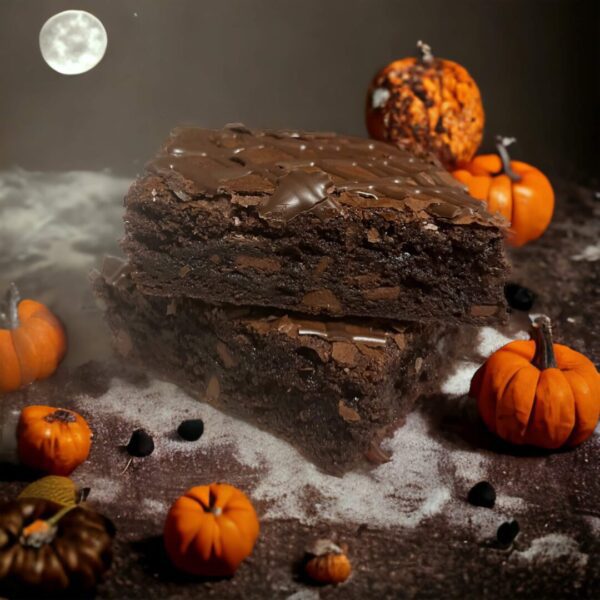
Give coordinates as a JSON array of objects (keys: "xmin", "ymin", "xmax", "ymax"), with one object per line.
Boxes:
[
  {"xmin": 476, "ymin": 326, "xmax": 528, "ymax": 358},
  {"xmin": 572, "ymin": 243, "xmax": 600, "ymax": 262},
  {"xmin": 512, "ymin": 534, "xmax": 589, "ymax": 569},
  {"xmin": 440, "ymin": 327, "xmax": 529, "ymax": 396},
  {"xmin": 73, "ymin": 377, "xmax": 521, "ymax": 533},
  {"xmin": 441, "ymin": 361, "xmax": 479, "ymax": 396}
]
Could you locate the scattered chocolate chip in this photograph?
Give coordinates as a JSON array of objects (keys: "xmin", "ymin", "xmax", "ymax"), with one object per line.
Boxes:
[
  {"xmin": 126, "ymin": 429, "xmax": 154, "ymax": 457},
  {"xmin": 467, "ymin": 481, "xmax": 496, "ymax": 508},
  {"xmin": 496, "ymin": 520, "xmax": 520, "ymax": 547},
  {"xmin": 177, "ymin": 419, "xmax": 204, "ymax": 442},
  {"xmin": 504, "ymin": 283, "xmax": 535, "ymax": 311}
]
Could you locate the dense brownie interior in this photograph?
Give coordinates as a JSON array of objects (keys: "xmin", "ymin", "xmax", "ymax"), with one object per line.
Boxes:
[
  {"xmin": 93, "ymin": 258, "xmax": 456, "ymax": 473},
  {"xmin": 122, "ymin": 125, "xmax": 508, "ymax": 323}
]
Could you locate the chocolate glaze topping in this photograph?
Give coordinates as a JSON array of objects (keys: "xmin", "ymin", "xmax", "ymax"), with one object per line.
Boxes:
[{"xmin": 147, "ymin": 124, "xmax": 503, "ymax": 225}]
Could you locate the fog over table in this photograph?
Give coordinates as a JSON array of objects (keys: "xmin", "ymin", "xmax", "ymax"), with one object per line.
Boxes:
[{"xmin": 0, "ymin": 169, "xmax": 598, "ymax": 598}]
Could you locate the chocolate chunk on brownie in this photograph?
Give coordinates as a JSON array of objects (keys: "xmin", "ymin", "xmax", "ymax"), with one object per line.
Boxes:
[
  {"xmin": 93, "ymin": 257, "xmax": 458, "ymax": 474},
  {"xmin": 122, "ymin": 125, "xmax": 509, "ymax": 324}
]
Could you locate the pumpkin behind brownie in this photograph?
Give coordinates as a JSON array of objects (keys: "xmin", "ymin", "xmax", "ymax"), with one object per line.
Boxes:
[{"xmin": 366, "ymin": 41, "xmax": 484, "ymax": 168}]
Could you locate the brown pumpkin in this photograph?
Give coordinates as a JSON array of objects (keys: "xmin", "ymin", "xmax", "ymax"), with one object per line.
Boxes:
[
  {"xmin": 0, "ymin": 498, "xmax": 114, "ymax": 593},
  {"xmin": 366, "ymin": 41, "xmax": 484, "ymax": 169},
  {"xmin": 164, "ymin": 482, "xmax": 260, "ymax": 577},
  {"xmin": 470, "ymin": 316, "xmax": 600, "ymax": 448},
  {"xmin": 0, "ymin": 283, "xmax": 67, "ymax": 394},
  {"xmin": 452, "ymin": 136, "xmax": 554, "ymax": 246},
  {"xmin": 304, "ymin": 539, "xmax": 351, "ymax": 585},
  {"xmin": 17, "ymin": 406, "xmax": 93, "ymax": 475}
]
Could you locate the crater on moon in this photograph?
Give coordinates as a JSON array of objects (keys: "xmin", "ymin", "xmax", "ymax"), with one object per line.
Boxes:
[{"xmin": 39, "ymin": 10, "xmax": 107, "ymax": 75}]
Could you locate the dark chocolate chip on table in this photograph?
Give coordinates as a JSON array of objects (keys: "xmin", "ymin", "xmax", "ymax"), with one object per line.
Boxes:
[
  {"xmin": 504, "ymin": 283, "xmax": 535, "ymax": 311},
  {"xmin": 467, "ymin": 481, "xmax": 496, "ymax": 508},
  {"xmin": 177, "ymin": 419, "xmax": 204, "ymax": 441},
  {"xmin": 126, "ymin": 429, "xmax": 154, "ymax": 457},
  {"xmin": 496, "ymin": 520, "xmax": 520, "ymax": 547}
]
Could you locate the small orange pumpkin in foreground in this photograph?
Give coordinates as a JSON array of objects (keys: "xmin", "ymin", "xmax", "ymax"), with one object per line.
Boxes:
[
  {"xmin": 0, "ymin": 283, "xmax": 67, "ymax": 394},
  {"xmin": 304, "ymin": 539, "xmax": 352, "ymax": 585},
  {"xmin": 17, "ymin": 406, "xmax": 93, "ymax": 475},
  {"xmin": 452, "ymin": 136, "xmax": 554, "ymax": 246},
  {"xmin": 164, "ymin": 483, "xmax": 259, "ymax": 577},
  {"xmin": 470, "ymin": 316, "xmax": 600, "ymax": 448},
  {"xmin": 366, "ymin": 40, "xmax": 484, "ymax": 169}
]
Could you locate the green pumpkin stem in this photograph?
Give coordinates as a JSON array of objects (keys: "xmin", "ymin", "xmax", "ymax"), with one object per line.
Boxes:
[
  {"xmin": 416, "ymin": 40, "xmax": 434, "ymax": 65},
  {"xmin": 46, "ymin": 503, "xmax": 77, "ymax": 528},
  {"xmin": 495, "ymin": 135, "xmax": 522, "ymax": 183},
  {"xmin": 531, "ymin": 315, "xmax": 557, "ymax": 370}
]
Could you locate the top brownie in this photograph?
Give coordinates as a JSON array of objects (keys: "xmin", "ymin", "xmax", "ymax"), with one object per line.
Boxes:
[{"xmin": 123, "ymin": 124, "xmax": 508, "ymax": 323}]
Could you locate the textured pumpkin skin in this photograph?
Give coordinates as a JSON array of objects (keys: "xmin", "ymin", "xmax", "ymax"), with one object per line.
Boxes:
[
  {"xmin": 0, "ymin": 298, "xmax": 67, "ymax": 393},
  {"xmin": 17, "ymin": 406, "xmax": 93, "ymax": 475},
  {"xmin": 470, "ymin": 340, "xmax": 600, "ymax": 448},
  {"xmin": 0, "ymin": 498, "xmax": 114, "ymax": 593},
  {"xmin": 164, "ymin": 483, "xmax": 260, "ymax": 577},
  {"xmin": 452, "ymin": 154, "xmax": 554, "ymax": 246},
  {"xmin": 306, "ymin": 553, "xmax": 352, "ymax": 584},
  {"xmin": 18, "ymin": 476, "xmax": 80, "ymax": 507},
  {"xmin": 366, "ymin": 52, "xmax": 484, "ymax": 168}
]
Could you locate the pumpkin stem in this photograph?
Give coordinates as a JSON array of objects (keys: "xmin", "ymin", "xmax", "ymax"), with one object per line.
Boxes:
[
  {"xmin": 20, "ymin": 504, "xmax": 77, "ymax": 548},
  {"xmin": 531, "ymin": 315, "xmax": 557, "ymax": 370},
  {"xmin": 0, "ymin": 283, "xmax": 20, "ymax": 329},
  {"xmin": 495, "ymin": 135, "xmax": 522, "ymax": 183},
  {"xmin": 45, "ymin": 409, "xmax": 77, "ymax": 424},
  {"xmin": 416, "ymin": 40, "xmax": 434, "ymax": 65}
]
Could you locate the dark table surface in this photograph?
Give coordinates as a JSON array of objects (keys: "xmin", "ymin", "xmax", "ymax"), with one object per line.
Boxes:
[{"xmin": 0, "ymin": 171, "xmax": 598, "ymax": 599}]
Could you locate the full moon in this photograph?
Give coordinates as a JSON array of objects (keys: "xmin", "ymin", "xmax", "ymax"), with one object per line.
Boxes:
[{"xmin": 39, "ymin": 10, "xmax": 107, "ymax": 75}]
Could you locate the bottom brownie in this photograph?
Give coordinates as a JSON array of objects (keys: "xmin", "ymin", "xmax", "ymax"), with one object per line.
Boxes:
[{"xmin": 93, "ymin": 258, "xmax": 455, "ymax": 474}]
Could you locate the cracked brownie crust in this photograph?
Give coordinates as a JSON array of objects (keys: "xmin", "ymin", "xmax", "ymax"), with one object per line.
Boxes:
[{"xmin": 122, "ymin": 125, "xmax": 509, "ymax": 323}]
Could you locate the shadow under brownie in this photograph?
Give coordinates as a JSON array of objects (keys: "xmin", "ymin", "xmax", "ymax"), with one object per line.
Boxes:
[
  {"xmin": 122, "ymin": 125, "xmax": 508, "ymax": 324},
  {"xmin": 93, "ymin": 258, "xmax": 462, "ymax": 474}
]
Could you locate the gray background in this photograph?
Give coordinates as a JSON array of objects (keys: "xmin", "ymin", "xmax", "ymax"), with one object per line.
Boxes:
[{"xmin": 0, "ymin": 0, "xmax": 597, "ymax": 179}]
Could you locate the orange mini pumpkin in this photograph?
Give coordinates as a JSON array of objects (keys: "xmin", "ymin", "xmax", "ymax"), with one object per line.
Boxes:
[
  {"xmin": 17, "ymin": 406, "xmax": 93, "ymax": 475},
  {"xmin": 0, "ymin": 284, "xmax": 67, "ymax": 394},
  {"xmin": 304, "ymin": 539, "xmax": 351, "ymax": 585},
  {"xmin": 452, "ymin": 136, "xmax": 554, "ymax": 246},
  {"xmin": 366, "ymin": 40, "xmax": 484, "ymax": 169},
  {"xmin": 470, "ymin": 316, "xmax": 600, "ymax": 449},
  {"xmin": 164, "ymin": 483, "xmax": 259, "ymax": 577}
]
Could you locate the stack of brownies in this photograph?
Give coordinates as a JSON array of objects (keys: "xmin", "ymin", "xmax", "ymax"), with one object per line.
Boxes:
[{"xmin": 94, "ymin": 124, "xmax": 508, "ymax": 473}]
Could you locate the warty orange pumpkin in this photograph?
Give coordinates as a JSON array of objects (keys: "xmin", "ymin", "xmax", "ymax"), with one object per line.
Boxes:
[
  {"xmin": 470, "ymin": 316, "xmax": 600, "ymax": 448},
  {"xmin": 366, "ymin": 40, "xmax": 484, "ymax": 169},
  {"xmin": 304, "ymin": 539, "xmax": 351, "ymax": 585},
  {"xmin": 17, "ymin": 406, "xmax": 93, "ymax": 476},
  {"xmin": 163, "ymin": 483, "xmax": 259, "ymax": 577},
  {"xmin": 452, "ymin": 136, "xmax": 554, "ymax": 246},
  {"xmin": 0, "ymin": 284, "xmax": 67, "ymax": 394}
]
